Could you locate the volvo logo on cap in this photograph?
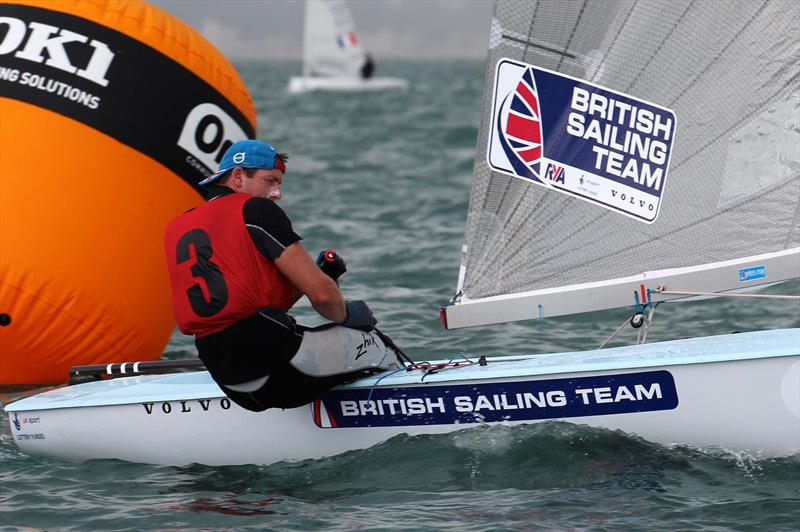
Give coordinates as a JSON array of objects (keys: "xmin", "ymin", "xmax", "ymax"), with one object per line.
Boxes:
[{"xmin": 233, "ymin": 152, "xmax": 246, "ymax": 164}]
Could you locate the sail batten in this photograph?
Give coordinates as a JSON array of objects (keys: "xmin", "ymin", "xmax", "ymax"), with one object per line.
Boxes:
[{"xmin": 447, "ymin": 0, "xmax": 799, "ymax": 328}]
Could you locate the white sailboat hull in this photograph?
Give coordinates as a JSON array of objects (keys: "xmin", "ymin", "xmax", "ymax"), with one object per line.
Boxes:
[
  {"xmin": 287, "ymin": 76, "xmax": 409, "ymax": 94},
  {"xmin": 6, "ymin": 329, "xmax": 799, "ymax": 465}
]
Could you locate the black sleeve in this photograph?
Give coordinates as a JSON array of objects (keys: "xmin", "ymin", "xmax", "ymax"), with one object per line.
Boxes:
[{"xmin": 243, "ymin": 198, "xmax": 302, "ymax": 261}]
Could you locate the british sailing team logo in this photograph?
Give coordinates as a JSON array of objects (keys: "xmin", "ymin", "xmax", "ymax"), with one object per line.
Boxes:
[
  {"xmin": 487, "ymin": 57, "xmax": 677, "ymax": 224},
  {"xmin": 495, "ymin": 66, "xmax": 545, "ymax": 183}
]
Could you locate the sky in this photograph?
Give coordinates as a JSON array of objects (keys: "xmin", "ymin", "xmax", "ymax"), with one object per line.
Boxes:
[{"xmin": 151, "ymin": 0, "xmax": 495, "ymax": 60}]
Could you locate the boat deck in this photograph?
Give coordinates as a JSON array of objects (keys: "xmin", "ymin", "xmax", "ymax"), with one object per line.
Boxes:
[{"xmin": 7, "ymin": 328, "xmax": 798, "ymax": 412}]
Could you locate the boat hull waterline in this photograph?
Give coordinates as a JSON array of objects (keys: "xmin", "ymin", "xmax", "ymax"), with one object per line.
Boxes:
[
  {"xmin": 6, "ymin": 329, "xmax": 799, "ymax": 465},
  {"xmin": 287, "ymin": 76, "xmax": 409, "ymax": 93}
]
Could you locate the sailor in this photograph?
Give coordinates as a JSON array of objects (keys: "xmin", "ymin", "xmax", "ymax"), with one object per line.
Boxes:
[
  {"xmin": 360, "ymin": 53, "xmax": 375, "ymax": 79},
  {"xmin": 164, "ymin": 140, "xmax": 402, "ymax": 411}
]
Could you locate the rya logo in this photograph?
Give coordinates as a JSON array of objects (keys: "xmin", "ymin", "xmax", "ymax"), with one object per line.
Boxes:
[
  {"xmin": 0, "ymin": 16, "xmax": 114, "ymax": 86},
  {"xmin": 544, "ymin": 163, "xmax": 565, "ymax": 184}
]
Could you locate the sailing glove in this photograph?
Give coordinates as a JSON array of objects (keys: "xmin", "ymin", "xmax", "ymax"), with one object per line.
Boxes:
[
  {"xmin": 316, "ymin": 249, "xmax": 347, "ymax": 283},
  {"xmin": 341, "ymin": 300, "xmax": 377, "ymax": 331}
]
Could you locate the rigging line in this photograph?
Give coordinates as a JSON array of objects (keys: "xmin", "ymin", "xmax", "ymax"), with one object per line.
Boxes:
[
  {"xmin": 667, "ymin": 0, "xmax": 769, "ymax": 108},
  {"xmin": 419, "ymin": 361, "xmax": 476, "ymax": 381},
  {"xmin": 590, "ymin": 1, "xmax": 636, "ymax": 83},
  {"xmin": 365, "ymin": 367, "xmax": 411, "ymax": 403},
  {"xmin": 364, "ymin": 358, "xmax": 487, "ymax": 402},
  {"xmin": 598, "ymin": 315, "xmax": 634, "ymax": 349},
  {"xmin": 555, "ymin": 0, "xmax": 588, "ymax": 71},
  {"xmin": 656, "ymin": 289, "xmax": 800, "ymax": 300},
  {"xmin": 523, "ymin": 0, "xmax": 541, "ymax": 58},
  {"xmin": 637, "ymin": 304, "xmax": 657, "ymax": 345},
  {"xmin": 448, "ymin": 353, "xmax": 475, "ymax": 364},
  {"xmin": 502, "ymin": 35, "xmax": 576, "ymax": 60},
  {"xmin": 624, "ymin": 0, "xmax": 695, "ymax": 94}
]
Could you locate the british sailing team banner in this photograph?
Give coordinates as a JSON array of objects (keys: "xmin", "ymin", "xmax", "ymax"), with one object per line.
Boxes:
[
  {"xmin": 487, "ymin": 58, "xmax": 677, "ymax": 223},
  {"xmin": 313, "ymin": 370, "xmax": 678, "ymax": 428}
]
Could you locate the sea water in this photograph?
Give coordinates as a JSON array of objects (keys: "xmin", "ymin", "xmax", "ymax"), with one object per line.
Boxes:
[{"xmin": 2, "ymin": 61, "xmax": 799, "ymax": 531}]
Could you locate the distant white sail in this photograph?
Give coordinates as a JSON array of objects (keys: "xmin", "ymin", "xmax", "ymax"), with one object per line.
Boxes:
[
  {"xmin": 445, "ymin": 0, "xmax": 800, "ymax": 328},
  {"xmin": 302, "ymin": 0, "xmax": 365, "ymax": 78},
  {"xmin": 289, "ymin": 0, "xmax": 408, "ymax": 93}
]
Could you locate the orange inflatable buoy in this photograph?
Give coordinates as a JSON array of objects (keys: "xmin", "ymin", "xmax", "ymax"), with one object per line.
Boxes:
[{"xmin": 0, "ymin": 0, "xmax": 256, "ymax": 384}]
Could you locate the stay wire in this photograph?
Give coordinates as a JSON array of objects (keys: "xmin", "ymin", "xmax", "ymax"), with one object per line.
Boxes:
[{"xmin": 598, "ymin": 316, "xmax": 635, "ymax": 349}]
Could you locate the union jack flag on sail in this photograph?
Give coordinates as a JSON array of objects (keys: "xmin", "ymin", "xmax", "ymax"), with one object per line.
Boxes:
[{"xmin": 497, "ymin": 67, "xmax": 544, "ymax": 182}]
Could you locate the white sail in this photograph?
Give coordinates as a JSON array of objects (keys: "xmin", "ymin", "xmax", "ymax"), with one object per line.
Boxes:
[
  {"xmin": 444, "ymin": 0, "xmax": 800, "ymax": 328},
  {"xmin": 302, "ymin": 0, "xmax": 365, "ymax": 78},
  {"xmin": 289, "ymin": 0, "xmax": 409, "ymax": 93}
]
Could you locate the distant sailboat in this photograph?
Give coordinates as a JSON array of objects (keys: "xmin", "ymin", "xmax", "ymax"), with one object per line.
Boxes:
[{"xmin": 287, "ymin": 0, "xmax": 408, "ymax": 93}]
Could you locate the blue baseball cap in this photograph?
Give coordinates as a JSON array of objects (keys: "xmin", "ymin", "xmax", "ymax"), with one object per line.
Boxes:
[{"xmin": 198, "ymin": 139, "xmax": 286, "ymax": 186}]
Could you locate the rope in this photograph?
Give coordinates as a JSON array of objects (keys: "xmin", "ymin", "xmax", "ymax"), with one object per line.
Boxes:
[
  {"xmin": 637, "ymin": 304, "xmax": 657, "ymax": 345},
  {"xmin": 365, "ymin": 358, "xmax": 477, "ymax": 401},
  {"xmin": 366, "ymin": 366, "xmax": 412, "ymax": 403},
  {"xmin": 656, "ymin": 288, "xmax": 800, "ymax": 300},
  {"xmin": 598, "ymin": 316, "xmax": 634, "ymax": 349},
  {"xmin": 597, "ymin": 286, "xmax": 797, "ymax": 351}
]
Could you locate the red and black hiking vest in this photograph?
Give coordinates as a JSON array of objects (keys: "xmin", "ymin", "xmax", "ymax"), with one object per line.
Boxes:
[{"xmin": 164, "ymin": 193, "xmax": 295, "ymax": 337}]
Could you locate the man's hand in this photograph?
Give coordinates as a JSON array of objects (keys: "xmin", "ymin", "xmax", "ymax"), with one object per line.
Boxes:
[
  {"xmin": 340, "ymin": 300, "xmax": 377, "ymax": 331},
  {"xmin": 316, "ymin": 249, "xmax": 347, "ymax": 282},
  {"xmin": 275, "ymin": 242, "xmax": 346, "ymax": 323}
]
